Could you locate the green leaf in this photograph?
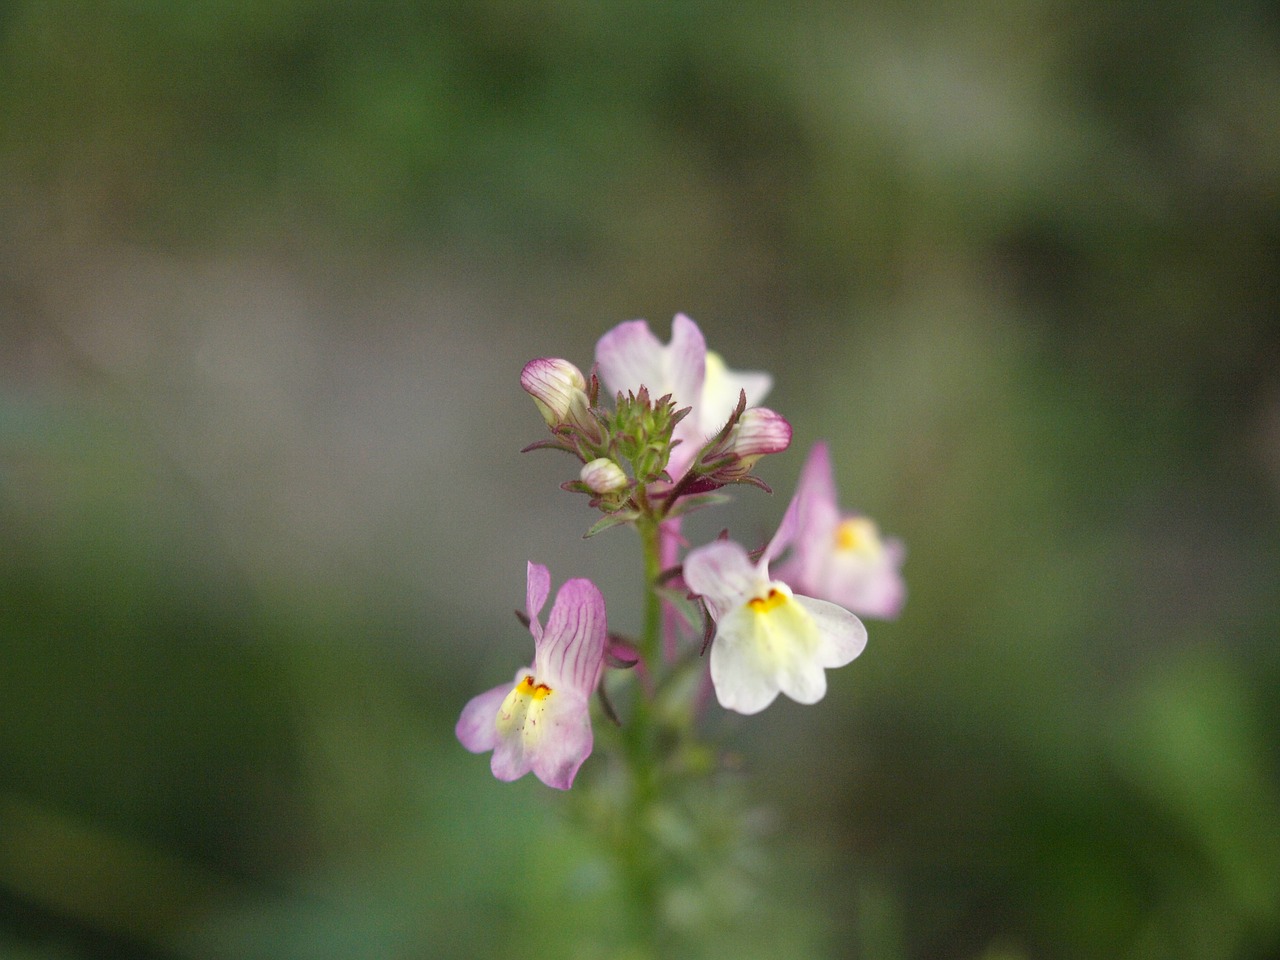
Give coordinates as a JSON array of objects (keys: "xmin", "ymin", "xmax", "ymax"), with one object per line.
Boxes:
[{"xmin": 582, "ymin": 511, "xmax": 639, "ymax": 538}]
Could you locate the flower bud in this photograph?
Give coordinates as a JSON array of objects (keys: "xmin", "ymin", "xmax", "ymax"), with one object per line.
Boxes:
[
  {"xmin": 671, "ymin": 406, "xmax": 793, "ymax": 497},
  {"xmin": 521, "ymin": 358, "xmax": 589, "ymax": 427},
  {"xmin": 580, "ymin": 457, "xmax": 629, "ymax": 494},
  {"xmin": 730, "ymin": 408, "xmax": 792, "ymax": 460}
]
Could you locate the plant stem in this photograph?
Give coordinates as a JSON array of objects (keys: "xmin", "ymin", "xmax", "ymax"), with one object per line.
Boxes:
[
  {"xmin": 617, "ymin": 515, "xmax": 666, "ymax": 952},
  {"xmin": 638, "ymin": 517, "xmax": 665, "ymax": 670}
]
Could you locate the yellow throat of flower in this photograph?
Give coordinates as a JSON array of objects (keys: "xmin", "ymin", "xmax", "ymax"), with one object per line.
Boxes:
[
  {"xmin": 748, "ymin": 587, "xmax": 788, "ymax": 614},
  {"xmin": 742, "ymin": 582, "xmax": 820, "ymax": 662},
  {"xmin": 835, "ymin": 517, "xmax": 881, "ymax": 555},
  {"xmin": 494, "ymin": 674, "xmax": 552, "ymax": 736}
]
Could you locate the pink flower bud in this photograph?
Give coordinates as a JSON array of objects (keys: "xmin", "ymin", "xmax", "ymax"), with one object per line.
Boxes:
[
  {"xmin": 580, "ymin": 458, "xmax": 628, "ymax": 494},
  {"xmin": 731, "ymin": 408, "xmax": 792, "ymax": 459},
  {"xmin": 521, "ymin": 358, "xmax": 589, "ymax": 427}
]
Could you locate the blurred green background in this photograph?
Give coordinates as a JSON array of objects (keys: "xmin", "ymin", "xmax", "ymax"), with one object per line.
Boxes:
[{"xmin": 2, "ymin": 1, "xmax": 1279, "ymax": 957}]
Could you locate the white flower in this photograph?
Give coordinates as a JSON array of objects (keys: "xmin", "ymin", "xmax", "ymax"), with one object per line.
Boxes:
[{"xmin": 683, "ymin": 508, "xmax": 867, "ymax": 714}]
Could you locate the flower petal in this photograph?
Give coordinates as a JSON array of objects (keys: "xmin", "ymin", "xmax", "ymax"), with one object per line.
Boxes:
[
  {"xmin": 662, "ymin": 316, "xmax": 710, "ymax": 481},
  {"xmin": 793, "ymin": 595, "xmax": 868, "ymax": 667},
  {"xmin": 527, "ymin": 691, "xmax": 593, "ymax": 790},
  {"xmin": 682, "ymin": 539, "xmax": 761, "ymax": 621},
  {"xmin": 828, "ymin": 550, "xmax": 907, "ymax": 620},
  {"xmin": 595, "ymin": 319, "xmax": 667, "ymax": 399},
  {"xmin": 866, "ymin": 536, "xmax": 909, "ymax": 620},
  {"xmin": 708, "ymin": 604, "xmax": 784, "ymax": 715},
  {"xmin": 536, "ymin": 577, "xmax": 607, "ymax": 695},
  {"xmin": 455, "ymin": 675, "xmax": 522, "ymax": 754},
  {"xmin": 490, "ymin": 724, "xmax": 534, "ymax": 782},
  {"xmin": 774, "ymin": 442, "xmax": 840, "ymax": 576},
  {"xmin": 796, "ymin": 442, "xmax": 840, "ymax": 530},
  {"xmin": 526, "ymin": 561, "xmax": 551, "ymax": 642},
  {"xmin": 757, "ymin": 442, "xmax": 838, "ymax": 570},
  {"xmin": 666, "ymin": 314, "xmax": 708, "ymax": 414},
  {"xmin": 774, "ymin": 652, "xmax": 828, "ymax": 705},
  {"xmin": 700, "ymin": 350, "xmax": 772, "ymax": 433}
]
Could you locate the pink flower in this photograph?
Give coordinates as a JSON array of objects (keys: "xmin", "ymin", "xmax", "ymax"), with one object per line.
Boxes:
[
  {"xmin": 456, "ymin": 562, "xmax": 607, "ymax": 789},
  {"xmin": 773, "ymin": 442, "xmax": 906, "ymax": 620},
  {"xmin": 595, "ymin": 314, "xmax": 772, "ymax": 480},
  {"xmin": 682, "ymin": 496, "xmax": 867, "ymax": 714}
]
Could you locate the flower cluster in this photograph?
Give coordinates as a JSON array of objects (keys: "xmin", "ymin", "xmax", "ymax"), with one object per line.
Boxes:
[
  {"xmin": 521, "ymin": 313, "xmax": 791, "ymax": 534},
  {"xmin": 458, "ymin": 314, "xmax": 906, "ymax": 788}
]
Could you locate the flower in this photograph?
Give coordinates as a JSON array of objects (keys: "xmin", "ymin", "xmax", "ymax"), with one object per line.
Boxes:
[
  {"xmin": 456, "ymin": 562, "xmax": 607, "ymax": 789},
  {"xmin": 595, "ymin": 314, "xmax": 772, "ymax": 480},
  {"xmin": 682, "ymin": 499, "xmax": 867, "ymax": 714},
  {"xmin": 773, "ymin": 442, "xmax": 906, "ymax": 619}
]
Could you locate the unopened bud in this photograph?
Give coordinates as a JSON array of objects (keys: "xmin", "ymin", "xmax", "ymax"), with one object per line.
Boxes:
[
  {"xmin": 580, "ymin": 458, "xmax": 628, "ymax": 494},
  {"xmin": 521, "ymin": 358, "xmax": 589, "ymax": 427},
  {"xmin": 675, "ymin": 406, "xmax": 793, "ymax": 497},
  {"xmin": 730, "ymin": 408, "xmax": 792, "ymax": 460}
]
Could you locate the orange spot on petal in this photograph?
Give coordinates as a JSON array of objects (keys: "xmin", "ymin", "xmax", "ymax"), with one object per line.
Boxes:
[{"xmin": 748, "ymin": 588, "xmax": 787, "ymax": 613}]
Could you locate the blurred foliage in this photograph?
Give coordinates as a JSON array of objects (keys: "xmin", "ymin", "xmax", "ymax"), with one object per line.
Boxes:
[{"xmin": 2, "ymin": 0, "xmax": 1279, "ymax": 958}]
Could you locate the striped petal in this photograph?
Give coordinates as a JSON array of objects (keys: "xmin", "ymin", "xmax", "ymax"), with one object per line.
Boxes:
[
  {"xmin": 526, "ymin": 561, "xmax": 551, "ymax": 643},
  {"xmin": 536, "ymin": 577, "xmax": 607, "ymax": 696}
]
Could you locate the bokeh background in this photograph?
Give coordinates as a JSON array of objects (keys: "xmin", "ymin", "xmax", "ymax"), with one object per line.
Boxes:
[{"xmin": 3, "ymin": 1, "xmax": 1279, "ymax": 958}]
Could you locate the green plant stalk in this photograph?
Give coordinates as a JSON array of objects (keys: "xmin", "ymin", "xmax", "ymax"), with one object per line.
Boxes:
[{"xmin": 616, "ymin": 514, "xmax": 666, "ymax": 952}]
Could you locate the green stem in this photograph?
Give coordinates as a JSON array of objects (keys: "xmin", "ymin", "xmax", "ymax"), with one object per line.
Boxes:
[
  {"xmin": 617, "ymin": 515, "xmax": 665, "ymax": 952},
  {"xmin": 638, "ymin": 518, "xmax": 664, "ymax": 669}
]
